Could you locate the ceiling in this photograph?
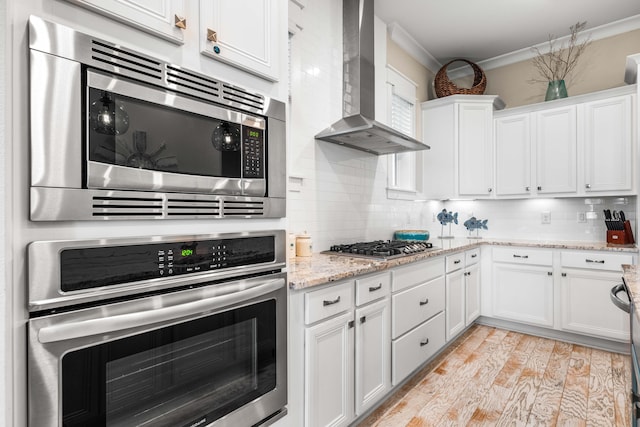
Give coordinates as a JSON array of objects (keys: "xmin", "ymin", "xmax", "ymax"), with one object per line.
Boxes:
[{"xmin": 374, "ymin": 0, "xmax": 640, "ymax": 66}]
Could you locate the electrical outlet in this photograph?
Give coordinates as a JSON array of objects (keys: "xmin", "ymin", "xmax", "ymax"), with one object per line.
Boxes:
[
  {"xmin": 541, "ymin": 211, "xmax": 551, "ymax": 224},
  {"xmin": 577, "ymin": 212, "xmax": 586, "ymax": 223}
]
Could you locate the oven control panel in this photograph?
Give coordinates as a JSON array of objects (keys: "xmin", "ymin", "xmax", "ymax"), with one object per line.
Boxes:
[
  {"xmin": 60, "ymin": 236, "xmax": 275, "ymax": 292},
  {"xmin": 242, "ymin": 126, "xmax": 264, "ymax": 178}
]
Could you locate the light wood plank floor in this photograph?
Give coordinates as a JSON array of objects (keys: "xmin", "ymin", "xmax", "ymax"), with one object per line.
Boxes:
[{"xmin": 358, "ymin": 325, "xmax": 631, "ymax": 427}]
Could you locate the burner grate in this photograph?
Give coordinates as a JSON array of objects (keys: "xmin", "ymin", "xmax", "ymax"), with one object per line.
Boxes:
[{"xmin": 325, "ymin": 240, "xmax": 434, "ymax": 259}]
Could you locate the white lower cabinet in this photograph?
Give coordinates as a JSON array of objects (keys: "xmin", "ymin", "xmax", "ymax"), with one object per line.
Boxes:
[
  {"xmin": 302, "ymin": 272, "xmax": 391, "ymax": 427},
  {"xmin": 560, "ymin": 251, "xmax": 633, "ymax": 341},
  {"xmin": 305, "ymin": 310, "xmax": 354, "ymax": 427},
  {"xmin": 355, "ymin": 298, "xmax": 391, "ymax": 416},
  {"xmin": 492, "ymin": 247, "xmax": 554, "ymax": 327},
  {"xmin": 391, "ymin": 257, "xmax": 446, "ymax": 385},
  {"xmin": 465, "ymin": 262, "xmax": 481, "ymax": 326},
  {"xmin": 446, "ymin": 268, "xmax": 465, "ymax": 340},
  {"xmin": 445, "ymin": 249, "xmax": 481, "ymax": 341}
]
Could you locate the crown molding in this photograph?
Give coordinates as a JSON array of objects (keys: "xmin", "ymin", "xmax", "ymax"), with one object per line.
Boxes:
[
  {"xmin": 388, "ymin": 14, "xmax": 640, "ymax": 79},
  {"xmin": 387, "ymin": 22, "xmax": 442, "ymax": 73}
]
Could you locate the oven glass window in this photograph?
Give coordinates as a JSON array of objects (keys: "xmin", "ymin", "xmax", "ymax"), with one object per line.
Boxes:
[
  {"xmin": 87, "ymin": 88, "xmax": 242, "ymax": 178},
  {"xmin": 61, "ymin": 299, "xmax": 276, "ymax": 426}
]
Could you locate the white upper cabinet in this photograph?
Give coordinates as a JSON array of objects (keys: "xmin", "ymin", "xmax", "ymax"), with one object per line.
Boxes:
[
  {"xmin": 495, "ymin": 113, "xmax": 531, "ymax": 196},
  {"xmin": 493, "ymin": 85, "xmax": 636, "ymax": 199},
  {"xmin": 535, "ymin": 105, "xmax": 577, "ymax": 195},
  {"xmin": 582, "ymin": 95, "xmax": 634, "ymax": 193},
  {"xmin": 199, "ymin": 0, "xmax": 281, "ymax": 81},
  {"xmin": 421, "ymin": 95, "xmax": 504, "ymax": 200},
  {"xmin": 63, "ymin": 0, "xmax": 187, "ymax": 44}
]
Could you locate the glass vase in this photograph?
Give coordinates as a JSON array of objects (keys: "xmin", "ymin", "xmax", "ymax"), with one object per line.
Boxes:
[{"xmin": 545, "ymin": 80, "xmax": 568, "ymax": 101}]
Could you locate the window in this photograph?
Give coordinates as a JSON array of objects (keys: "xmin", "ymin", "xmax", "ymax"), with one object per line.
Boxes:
[{"xmin": 386, "ymin": 67, "xmax": 419, "ymax": 197}]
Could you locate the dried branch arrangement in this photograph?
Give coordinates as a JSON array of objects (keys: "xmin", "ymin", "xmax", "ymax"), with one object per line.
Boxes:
[{"xmin": 531, "ymin": 21, "xmax": 591, "ymax": 82}]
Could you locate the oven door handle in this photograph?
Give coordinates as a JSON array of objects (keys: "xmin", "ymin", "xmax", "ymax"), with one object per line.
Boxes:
[
  {"xmin": 38, "ymin": 278, "xmax": 285, "ymax": 344},
  {"xmin": 610, "ymin": 283, "xmax": 631, "ymax": 313}
]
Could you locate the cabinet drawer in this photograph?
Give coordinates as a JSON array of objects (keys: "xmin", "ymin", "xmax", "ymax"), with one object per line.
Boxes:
[
  {"xmin": 492, "ymin": 247, "xmax": 552, "ymax": 266},
  {"xmin": 466, "ymin": 249, "xmax": 480, "ymax": 266},
  {"xmin": 392, "ymin": 258, "xmax": 444, "ymax": 293},
  {"xmin": 561, "ymin": 251, "xmax": 634, "ymax": 272},
  {"xmin": 356, "ymin": 272, "xmax": 390, "ymax": 306},
  {"xmin": 392, "ymin": 311, "xmax": 445, "ymax": 385},
  {"xmin": 305, "ymin": 281, "xmax": 354, "ymax": 325},
  {"xmin": 392, "ymin": 276, "xmax": 445, "ymax": 339},
  {"xmin": 446, "ymin": 253, "xmax": 465, "ymax": 272}
]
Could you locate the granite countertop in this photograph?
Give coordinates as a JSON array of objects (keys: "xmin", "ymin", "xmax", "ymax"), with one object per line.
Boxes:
[{"xmin": 289, "ymin": 238, "xmax": 637, "ymax": 290}]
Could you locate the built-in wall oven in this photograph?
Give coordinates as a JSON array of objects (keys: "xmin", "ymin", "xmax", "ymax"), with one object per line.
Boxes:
[
  {"xmin": 29, "ymin": 16, "xmax": 285, "ymax": 221},
  {"xmin": 27, "ymin": 230, "xmax": 287, "ymax": 427}
]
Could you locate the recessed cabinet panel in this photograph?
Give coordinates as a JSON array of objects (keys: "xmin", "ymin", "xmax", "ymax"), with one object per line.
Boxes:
[
  {"xmin": 583, "ymin": 95, "xmax": 634, "ymax": 193},
  {"xmin": 495, "ymin": 113, "xmax": 531, "ymax": 196},
  {"xmin": 535, "ymin": 106, "xmax": 577, "ymax": 194},
  {"xmin": 492, "ymin": 263, "xmax": 554, "ymax": 327},
  {"xmin": 446, "ymin": 269, "xmax": 465, "ymax": 341},
  {"xmin": 199, "ymin": 0, "xmax": 281, "ymax": 81},
  {"xmin": 63, "ymin": 0, "xmax": 186, "ymax": 43},
  {"xmin": 458, "ymin": 103, "xmax": 494, "ymax": 196},
  {"xmin": 465, "ymin": 263, "xmax": 481, "ymax": 326}
]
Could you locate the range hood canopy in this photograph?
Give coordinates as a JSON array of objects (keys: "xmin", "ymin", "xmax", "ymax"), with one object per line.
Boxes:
[{"xmin": 315, "ymin": 0, "xmax": 430, "ymax": 155}]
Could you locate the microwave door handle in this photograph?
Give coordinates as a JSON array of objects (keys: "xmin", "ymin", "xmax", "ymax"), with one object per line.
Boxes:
[
  {"xmin": 610, "ymin": 283, "xmax": 631, "ymax": 313},
  {"xmin": 37, "ymin": 278, "xmax": 285, "ymax": 344}
]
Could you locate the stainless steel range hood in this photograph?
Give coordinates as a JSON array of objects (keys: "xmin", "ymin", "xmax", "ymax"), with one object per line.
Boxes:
[{"xmin": 315, "ymin": 0, "xmax": 430, "ymax": 155}]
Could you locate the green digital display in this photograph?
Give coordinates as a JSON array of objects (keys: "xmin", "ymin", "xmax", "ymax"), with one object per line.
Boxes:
[
  {"xmin": 181, "ymin": 248, "xmax": 194, "ymax": 257},
  {"xmin": 249, "ymin": 130, "xmax": 260, "ymax": 138}
]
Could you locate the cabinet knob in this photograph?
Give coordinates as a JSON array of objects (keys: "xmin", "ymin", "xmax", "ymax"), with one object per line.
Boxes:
[
  {"xmin": 585, "ymin": 184, "xmax": 591, "ymax": 189},
  {"xmin": 562, "ymin": 273, "xmax": 567, "ymax": 277},
  {"xmin": 547, "ymin": 272, "xmax": 552, "ymax": 276},
  {"xmin": 207, "ymin": 28, "xmax": 218, "ymax": 42},
  {"xmin": 525, "ymin": 186, "xmax": 530, "ymax": 192},
  {"xmin": 488, "ymin": 188, "xmax": 493, "ymax": 193},
  {"xmin": 174, "ymin": 15, "xmax": 187, "ymax": 30},
  {"xmin": 360, "ymin": 316, "xmax": 366, "ymax": 324},
  {"xmin": 537, "ymin": 186, "xmax": 542, "ymax": 191}
]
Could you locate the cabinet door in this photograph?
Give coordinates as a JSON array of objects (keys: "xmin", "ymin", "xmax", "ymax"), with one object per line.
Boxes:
[
  {"xmin": 535, "ymin": 106, "xmax": 577, "ymax": 194},
  {"xmin": 583, "ymin": 95, "xmax": 634, "ymax": 193},
  {"xmin": 355, "ymin": 299, "xmax": 391, "ymax": 416},
  {"xmin": 493, "ymin": 263, "xmax": 554, "ymax": 327},
  {"xmin": 495, "ymin": 113, "xmax": 531, "ymax": 196},
  {"xmin": 199, "ymin": 0, "xmax": 281, "ymax": 81},
  {"xmin": 63, "ymin": 0, "xmax": 186, "ymax": 43},
  {"xmin": 458, "ymin": 103, "xmax": 494, "ymax": 197},
  {"xmin": 561, "ymin": 269, "xmax": 629, "ymax": 341},
  {"xmin": 446, "ymin": 269, "xmax": 465, "ymax": 341},
  {"xmin": 305, "ymin": 311, "xmax": 354, "ymax": 427},
  {"xmin": 465, "ymin": 263, "xmax": 481, "ymax": 325}
]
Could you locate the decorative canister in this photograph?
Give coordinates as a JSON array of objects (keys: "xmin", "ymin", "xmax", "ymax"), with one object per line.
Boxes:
[{"xmin": 295, "ymin": 234, "xmax": 313, "ymax": 257}]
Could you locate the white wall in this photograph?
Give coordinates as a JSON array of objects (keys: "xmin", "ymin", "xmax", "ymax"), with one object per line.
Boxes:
[{"xmin": 287, "ymin": 0, "xmax": 631, "ymax": 251}]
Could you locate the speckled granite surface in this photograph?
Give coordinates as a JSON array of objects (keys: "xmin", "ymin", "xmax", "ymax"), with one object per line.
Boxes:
[{"xmin": 289, "ymin": 238, "xmax": 637, "ymax": 290}]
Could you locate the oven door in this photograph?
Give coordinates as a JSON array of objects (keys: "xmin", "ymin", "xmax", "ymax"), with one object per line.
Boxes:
[{"xmin": 28, "ymin": 273, "xmax": 287, "ymax": 427}]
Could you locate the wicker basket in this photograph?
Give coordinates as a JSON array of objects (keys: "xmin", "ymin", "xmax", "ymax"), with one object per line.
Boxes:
[{"xmin": 434, "ymin": 59, "xmax": 487, "ymax": 98}]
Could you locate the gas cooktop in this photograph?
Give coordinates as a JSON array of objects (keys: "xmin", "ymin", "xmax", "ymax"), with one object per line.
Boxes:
[{"xmin": 323, "ymin": 240, "xmax": 436, "ymax": 260}]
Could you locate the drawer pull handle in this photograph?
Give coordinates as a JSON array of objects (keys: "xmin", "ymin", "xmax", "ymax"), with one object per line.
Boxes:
[
  {"xmin": 548, "ymin": 272, "xmax": 552, "ymax": 276},
  {"xmin": 454, "ymin": 259, "xmax": 461, "ymax": 264},
  {"xmin": 323, "ymin": 296, "xmax": 341, "ymax": 306},
  {"xmin": 562, "ymin": 272, "xmax": 567, "ymax": 277},
  {"xmin": 369, "ymin": 283, "xmax": 383, "ymax": 292},
  {"xmin": 586, "ymin": 259, "xmax": 605, "ymax": 264},
  {"xmin": 420, "ymin": 338, "xmax": 429, "ymax": 347},
  {"xmin": 513, "ymin": 254, "xmax": 529, "ymax": 259},
  {"xmin": 471, "ymin": 254, "xmax": 477, "ymax": 258},
  {"xmin": 419, "ymin": 298, "xmax": 429, "ymax": 306}
]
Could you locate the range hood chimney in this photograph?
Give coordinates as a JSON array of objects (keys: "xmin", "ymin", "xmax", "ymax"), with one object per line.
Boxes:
[{"xmin": 315, "ymin": 0, "xmax": 430, "ymax": 155}]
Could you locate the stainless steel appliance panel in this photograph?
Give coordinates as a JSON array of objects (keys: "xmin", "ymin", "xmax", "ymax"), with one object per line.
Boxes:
[
  {"xmin": 28, "ymin": 230, "xmax": 286, "ymax": 312},
  {"xmin": 28, "ymin": 272, "xmax": 287, "ymax": 427}
]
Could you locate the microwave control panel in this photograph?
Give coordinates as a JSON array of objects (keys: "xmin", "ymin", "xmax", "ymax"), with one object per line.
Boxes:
[{"xmin": 242, "ymin": 126, "xmax": 264, "ymax": 179}]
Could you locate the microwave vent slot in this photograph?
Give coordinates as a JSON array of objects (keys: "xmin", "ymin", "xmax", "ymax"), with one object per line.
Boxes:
[
  {"xmin": 221, "ymin": 84, "xmax": 265, "ymax": 111},
  {"xmin": 91, "ymin": 195, "xmax": 164, "ymax": 218},
  {"xmin": 90, "ymin": 39, "xmax": 163, "ymax": 81},
  {"xmin": 222, "ymin": 200, "xmax": 265, "ymax": 217},
  {"xmin": 167, "ymin": 197, "xmax": 221, "ymax": 217},
  {"xmin": 166, "ymin": 65, "xmax": 221, "ymax": 100}
]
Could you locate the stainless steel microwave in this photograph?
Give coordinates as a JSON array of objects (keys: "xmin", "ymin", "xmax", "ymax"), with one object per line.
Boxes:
[{"xmin": 29, "ymin": 16, "xmax": 285, "ymax": 221}]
